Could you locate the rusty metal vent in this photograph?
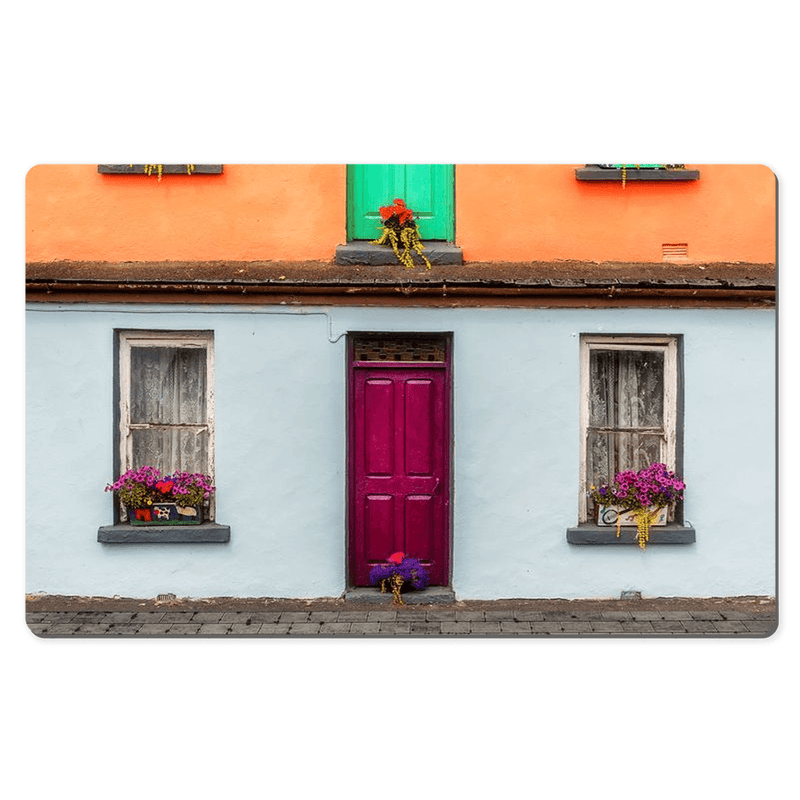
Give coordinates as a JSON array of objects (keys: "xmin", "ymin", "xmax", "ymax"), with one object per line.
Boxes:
[
  {"xmin": 156, "ymin": 593, "xmax": 177, "ymax": 601},
  {"xmin": 353, "ymin": 335, "xmax": 446, "ymax": 362},
  {"xmin": 662, "ymin": 243, "xmax": 688, "ymax": 261}
]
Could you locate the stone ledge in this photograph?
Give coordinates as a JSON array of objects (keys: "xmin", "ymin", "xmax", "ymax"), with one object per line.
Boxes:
[
  {"xmin": 334, "ymin": 241, "xmax": 463, "ymax": 266},
  {"xmin": 566, "ymin": 524, "xmax": 696, "ymax": 545},
  {"xmin": 344, "ymin": 586, "xmax": 456, "ymax": 604},
  {"xmin": 98, "ymin": 522, "xmax": 231, "ymax": 543},
  {"xmin": 575, "ymin": 166, "xmax": 700, "ymax": 182}
]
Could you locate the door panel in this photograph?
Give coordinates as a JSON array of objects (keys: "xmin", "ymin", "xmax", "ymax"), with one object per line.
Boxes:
[
  {"xmin": 347, "ymin": 164, "xmax": 455, "ymax": 241},
  {"xmin": 351, "ymin": 365, "xmax": 450, "ymax": 586}
]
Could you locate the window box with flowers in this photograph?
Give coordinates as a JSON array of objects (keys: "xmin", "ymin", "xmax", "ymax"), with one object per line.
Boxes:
[{"xmin": 98, "ymin": 467, "xmax": 229, "ymax": 543}]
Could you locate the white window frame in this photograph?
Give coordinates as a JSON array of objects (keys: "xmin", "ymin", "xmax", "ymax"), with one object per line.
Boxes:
[
  {"xmin": 579, "ymin": 335, "xmax": 678, "ymax": 522},
  {"xmin": 117, "ymin": 330, "xmax": 215, "ymax": 520}
]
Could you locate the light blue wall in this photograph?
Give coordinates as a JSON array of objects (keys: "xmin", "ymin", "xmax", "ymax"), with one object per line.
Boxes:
[{"xmin": 26, "ymin": 303, "xmax": 776, "ymax": 599}]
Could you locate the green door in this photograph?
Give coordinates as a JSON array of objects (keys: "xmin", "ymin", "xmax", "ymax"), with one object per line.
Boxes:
[{"xmin": 347, "ymin": 164, "xmax": 455, "ymax": 241}]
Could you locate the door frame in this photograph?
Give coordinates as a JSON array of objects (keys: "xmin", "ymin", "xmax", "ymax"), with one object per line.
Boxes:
[{"xmin": 346, "ymin": 332, "xmax": 453, "ymax": 588}]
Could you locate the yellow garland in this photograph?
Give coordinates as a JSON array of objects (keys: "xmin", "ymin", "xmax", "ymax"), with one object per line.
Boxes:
[
  {"xmin": 614, "ymin": 506, "xmax": 662, "ymax": 549},
  {"xmin": 379, "ymin": 574, "xmax": 407, "ymax": 604},
  {"xmin": 372, "ymin": 225, "xmax": 432, "ymax": 269}
]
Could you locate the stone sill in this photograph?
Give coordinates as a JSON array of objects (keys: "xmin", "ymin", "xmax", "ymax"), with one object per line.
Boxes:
[
  {"xmin": 97, "ymin": 164, "xmax": 224, "ymax": 175},
  {"xmin": 335, "ymin": 241, "xmax": 463, "ymax": 266},
  {"xmin": 98, "ymin": 522, "xmax": 231, "ymax": 543},
  {"xmin": 575, "ymin": 167, "xmax": 700, "ymax": 182},
  {"xmin": 566, "ymin": 524, "xmax": 696, "ymax": 545}
]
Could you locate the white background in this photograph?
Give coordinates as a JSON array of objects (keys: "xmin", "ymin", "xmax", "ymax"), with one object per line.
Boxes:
[{"xmin": 5, "ymin": 3, "xmax": 793, "ymax": 799}]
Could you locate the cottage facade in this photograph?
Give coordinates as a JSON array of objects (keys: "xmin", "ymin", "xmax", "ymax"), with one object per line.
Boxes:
[{"xmin": 25, "ymin": 164, "xmax": 776, "ymax": 600}]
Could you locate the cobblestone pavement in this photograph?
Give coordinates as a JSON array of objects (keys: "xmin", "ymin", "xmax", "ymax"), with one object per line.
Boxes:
[{"xmin": 25, "ymin": 596, "xmax": 777, "ymax": 637}]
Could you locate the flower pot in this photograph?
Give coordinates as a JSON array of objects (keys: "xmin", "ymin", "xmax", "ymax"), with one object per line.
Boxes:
[
  {"xmin": 595, "ymin": 505, "xmax": 667, "ymax": 527},
  {"xmin": 128, "ymin": 504, "xmax": 202, "ymax": 526}
]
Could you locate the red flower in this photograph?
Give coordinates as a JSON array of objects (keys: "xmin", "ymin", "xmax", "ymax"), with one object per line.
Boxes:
[
  {"xmin": 379, "ymin": 198, "xmax": 414, "ymax": 225},
  {"xmin": 156, "ymin": 480, "xmax": 174, "ymax": 494},
  {"xmin": 135, "ymin": 508, "xmax": 152, "ymax": 521},
  {"xmin": 388, "ymin": 551, "xmax": 405, "ymax": 564}
]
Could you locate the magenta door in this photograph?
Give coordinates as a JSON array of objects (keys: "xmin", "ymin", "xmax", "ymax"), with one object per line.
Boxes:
[{"xmin": 350, "ymin": 364, "xmax": 450, "ymax": 586}]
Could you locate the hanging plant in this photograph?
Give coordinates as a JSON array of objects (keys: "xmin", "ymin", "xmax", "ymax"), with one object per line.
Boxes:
[{"xmin": 371, "ymin": 198, "xmax": 432, "ymax": 269}]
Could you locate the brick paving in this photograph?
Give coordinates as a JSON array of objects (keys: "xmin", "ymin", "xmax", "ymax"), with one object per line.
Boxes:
[{"xmin": 25, "ymin": 597, "xmax": 777, "ymax": 638}]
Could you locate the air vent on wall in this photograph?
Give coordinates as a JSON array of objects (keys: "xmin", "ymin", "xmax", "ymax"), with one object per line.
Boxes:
[{"xmin": 662, "ymin": 243, "xmax": 688, "ymax": 261}]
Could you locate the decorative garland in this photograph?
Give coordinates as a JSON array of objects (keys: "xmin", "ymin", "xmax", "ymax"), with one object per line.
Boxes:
[
  {"xmin": 371, "ymin": 199, "xmax": 432, "ymax": 269},
  {"xmin": 130, "ymin": 164, "xmax": 196, "ymax": 181},
  {"xmin": 369, "ymin": 551, "xmax": 430, "ymax": 604}
]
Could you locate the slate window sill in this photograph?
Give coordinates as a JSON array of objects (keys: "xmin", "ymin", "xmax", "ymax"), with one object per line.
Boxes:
[
  {"xmin": 566, "ymin": 524, "xmax": 696, "ymax": 545},
  {"xmin": 97, "ymin": 522, "xmax": 231, "ymax": 543},
  {"xmin": 97, "ymin": 165, "xmax": 224, "ymax": 175},
  {"xmin": 575, "ymin": 166, "xmax": 700, "ymax": 182},
  {"xmin": 334, "ymin": 241, "xmax": 463, "ymax": 266}
]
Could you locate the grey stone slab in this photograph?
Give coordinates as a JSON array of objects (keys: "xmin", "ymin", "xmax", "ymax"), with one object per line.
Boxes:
[
  {"xmin": 410, "ymin": 622, "xmax": 443, "ymax": 634},
  {"xmin": 337, "ymin": 612, "xmax": 370, "ymax": 622},
  {"xmin": 426, "ymin": 611, "xmax": 459, "ymax": 621},
  {"xmin": 318, "ymin": 623, "xmax": 352, "ymax": 634},
  {"xmin": 631, "ymin": 611, "xmax": 668, "ymax": 620},
  {"xmin": 619, "ymin": 621, "xmax": 655, "ymax": 633},
  {"xmin": 690, "ymin": 611, "xmax": 723, "ymax": 620},
  {"xmin": 76, "ymin": 623, "xmax": 113, "ymax": 634},
  {"xmin": 682, "ymin": 620, "xmax": 720, "ymax": 633},
  {"xmin": 657, "ymin": 611, "xmax": 694, "ymax": 620},
  {"xmin": 601, "ymin": 611, "xmax": 633, "ymax": 620},
  {"xmin": 367, "ymin": 611, "xmax": 397, "ymax": 622},
  {"xmin": 106, "ymin": 624, "xmax": 143, "ymax": 634},
  {"xmin": 349, "ymin": 622, "xmax": 381, "ymax": 634},
  {"xmin": 42, "ymin": 612, "xmax": 77, "ymax": 622},
  {"xmin": 168, "ymin": 624, "xmax": 203, "ymax": 634},
  {"xmin": 229, "ymin": 623, "xmax": 265, "ymax": 635},
  {"xmin": 455, "ymin": 611, "xmax": 485, "ymax": 621},
  {"xmin": 558, "ymin": 621, "xmax": 594, "ymax": 633},
  {"xmin": 530, "ymin": 622, "xmax": 565, "ymax": 633},
  {"xmin": 192, "ymin": 613, "xmax": 225, "ymax": 624},
  {"xmin": 247, "ymin": 612, "xmax": 283, "ymax": 623},
  {"xmin": 485, "ymin": 610, "xmax": 516, "ymax": 621},
  {"xmin": 131, "ymin": 612, "xmax": 167, "ymax": 623},
  {"xmin": 309, "ymin": 612, "xmax": 340, "ymax": 622},
  {"xmin": 713, "ymin": 621, "xmax": 749, "ymax": 633},
  {"xmin": 279, "ymin": 612, "xmax": 310, "ymax": 623},
  {"xmin": 470, "ymin": 622, "xmax": 502, "ymax": 634},
  {"xmin": 27, "ymin": 625, "xmax": 49, "ymax": 636},
  {"xmin": 513, "ymin": 611, "xmax": 544, "ymax": 621},
  {"xmin": 257, "ymin": 624, "xmax": 291, "ymax": 635},
  {"xmin": 46, "ymin": 623, "xmax": 84, "ymax": 634},
  {"xmin": 220, "ymin": 612, "xmax": 253, "ymax": 623},
  {"xmin": 500, "ymin": 622, "xmax": 533, "ymax": 634},
  {"xmin": 650, "ymin": 620, "xmax": 687, "ymax": 632},
  {"xmin": 137, "ymin": 623, "xmax": 174, "ymax": 635},
  {"xmin": 441, "ymin": 622, "xmax": 472, "ymax": 634},
  {"xmin": 394, "ymin": 611, "xmax": 428, "ymax": 621},
  {"xmin": 743, "ymin": 619, "xmax": 777, "ymax": 633},
  {"xmin": 590, "ymin": 621, "xmax": 625, "ymax": 632},
  {"xmin": 288, "ymin": 623, "xmax": 321, "ymax": 634},
  {"xmin": 379, "ymin": 622, "xmax": 410, "ymax": 633},
  {"xmin": 159, "ymin": 612, "xmax": 197, "ymax": 623},
  {"xmin": 198, "ymin": 624, "xmax": 231, "ymax": 635}
]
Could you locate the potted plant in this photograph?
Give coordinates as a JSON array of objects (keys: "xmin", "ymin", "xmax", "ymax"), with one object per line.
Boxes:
[
  {"xmin": 370, "ymin": 198, "xmax": 432, "ymax": 269},
  {"xmin": 589, "ymin": 463, "xmax": 686, "ymax": 548},
  {"xmin": 105, "ymin": 466, "xmax": 215, "ymax": 525},
  {"xmin": 369, "ymin": 552, "xmax": 430, "ymax": 604}
]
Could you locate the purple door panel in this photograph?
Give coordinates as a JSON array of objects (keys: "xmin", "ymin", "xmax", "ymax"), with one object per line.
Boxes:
[{"xmin": 350, "ymin": 364, "xmax": 450, "ymax": 586}]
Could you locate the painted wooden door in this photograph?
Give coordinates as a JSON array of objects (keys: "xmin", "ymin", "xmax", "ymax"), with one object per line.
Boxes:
[
  {"xmin": 347, "ymin": 164, "xmax": 455, "ymax": 241},
  {"xmin": 350, "ymin": 364, "xmax": 450, "ymax": 586}
]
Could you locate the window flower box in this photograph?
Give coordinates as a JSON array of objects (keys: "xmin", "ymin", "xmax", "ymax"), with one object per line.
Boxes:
[
  {"xmin": 128, "ymin": 504, "xmax": 202, "ymax": 526},
  {"xmin": 595, "ymin": 505, "xmax": 667, "ymax": 527}
]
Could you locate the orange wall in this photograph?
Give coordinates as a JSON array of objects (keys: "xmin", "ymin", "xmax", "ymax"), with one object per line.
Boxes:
[
  {"xmin": 26, "ymin": 164, "xmax": 347, "ymax": 262},
  {"xmin": 455, "ymin": 164, "xmax": 775, "ymax": 264},
  {"xmin": 26, "ymin": 164, "xmax": 775, "ymax": 264}
]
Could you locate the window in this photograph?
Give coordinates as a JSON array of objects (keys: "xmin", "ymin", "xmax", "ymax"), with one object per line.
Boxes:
[
  {"xmin": 579, "ymin": 335, "xmax": 679, "ymax": 522},
  {"xmin": 116, "ymin": 330, "xmax": 215, "ymax": 520}
]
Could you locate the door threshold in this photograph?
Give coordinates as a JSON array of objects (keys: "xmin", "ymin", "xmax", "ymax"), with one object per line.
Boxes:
[{"xmin": 344, "ymin": 586, "xmax": 456, "ymax": 605}]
